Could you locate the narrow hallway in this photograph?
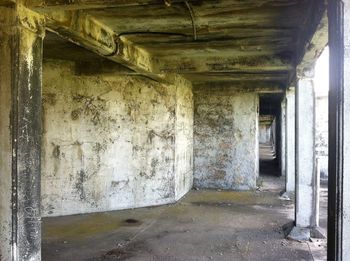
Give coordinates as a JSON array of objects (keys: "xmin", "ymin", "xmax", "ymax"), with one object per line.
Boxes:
[{"xmin": 258, "ymin": 142, "xmax": 284, "ymax": 192}]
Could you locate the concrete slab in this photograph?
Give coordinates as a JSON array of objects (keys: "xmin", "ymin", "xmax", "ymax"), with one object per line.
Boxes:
[
  {"xmin": 286, "ymin": 226, "xmax": 311, "ymax": 241},
  {"xmin": 42, "ymin": 180, "xmax": 316, "ymax": 261},
  {"xmin": 308, "ymin": 238, "xmax": 327, "ymax": 261}
]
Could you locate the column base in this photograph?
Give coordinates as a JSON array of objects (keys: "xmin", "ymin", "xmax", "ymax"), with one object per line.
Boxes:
[
  {"xmin": 287, "ymin": 226, "xmax": 310, "ymax": 241},
  {"xmin": 279, "ymin": 191, "xmax": 293, "ymax": 201},
  {"xmin": 283, "ymin": 222, "xmax": 326, "ymax": 241}
]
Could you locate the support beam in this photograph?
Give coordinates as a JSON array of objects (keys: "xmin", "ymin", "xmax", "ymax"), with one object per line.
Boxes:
[
  {"xmin": 45, "ymin": 10, "xmax": 294, "ymax": 81},
  {"xmin": 285, "ymin": 87, "xmax": 295, "ymax": 192},
  {"xmin": 123, "ymin": 31, "xmax": 297, "ymax": 46},
  {"xmin": 287, "ymin": 71, "xmax": 318, "ymax": 241},
  {"xmin": 45, "ymin": 11, "xmax": 170, "ymax": 82},
  {"xmin": 45, "ymin": 10, "xmax": 116, "ymax": 56},
  {"xmin": 183, "ymin": 72, "xmax": 288, "ymax": 85},
  {"xmin": 28, "ymin": 0, "xmax": 198, "ymax": 10},
  {"xmin": 295, "ymin": 73, "xmax": 316, "ymax": 228},
  {"xmin": 156, "ymin": 53, "xmax": 293, "ymax": 74},
  {"xmin": 27, "ymin": 0, "xmax": 300, "ymax": 11},
  {"xmin": 296, "ymin": 1, "xmax": 327, "ymax": 69},
  {"xmin": 280, "ymin": 97, "xmax": 286, "ymax": 176},
  {"xmin": 193, "ymin": 82, "xmax": 284, "ymax": 92},
  {"xmin": 0, "ymin": 5, "xmax": 44, "ymax": 261},
  {"xmin": 328, "ymin": 0, "xmax": 350, "ymax": 259}
]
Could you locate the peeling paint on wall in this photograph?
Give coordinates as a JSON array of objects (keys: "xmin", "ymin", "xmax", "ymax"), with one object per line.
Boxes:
[
  {"xmin": 193, "ymin": 86, "xmax": 259, "ymax": 190},
  {"xmin": 41, "ymin": 60, "xmax": 193, "ymax": 217}
]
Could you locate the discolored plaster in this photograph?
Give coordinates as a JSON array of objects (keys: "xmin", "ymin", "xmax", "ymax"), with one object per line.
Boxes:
[
  {"xmin": 41, "ymin": 60, "xmax": 193, "ymax": 217},
  {"xmin": 193, "ymin": 85, "xmax": 259, "ymax": 190}
]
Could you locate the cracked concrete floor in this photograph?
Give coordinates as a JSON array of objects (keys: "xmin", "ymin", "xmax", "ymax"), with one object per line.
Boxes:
[{"xmin": 42, "ymin": 175, "xmax": 325, "ymax": 261}]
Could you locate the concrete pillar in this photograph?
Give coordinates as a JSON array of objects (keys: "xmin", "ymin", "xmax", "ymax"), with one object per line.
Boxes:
[
  {"xmin": 295, "ymin": 73, "xmax": 316, "ymax": 228},
  {"xmin": 275, "ymin": 110, "xmax": 281, "ymax": 170},
  {"xmin": 271, "ymin": 118, "xmax": 276, "ymax": 151},
  {"xmin": 280, "ymin": 97, "xmax": 286, "ymax": 176},
  {"xmin": 0, "ymin": 6, "xmax": 44, "ymax": 261},
  {"xmin": 328, "ymin": 0, "xmax": 350, "ymax": 259},
  {"xmin": 285, "ymin": 88, "xmax": 295, "ymax": 192},
  {"xmin": 287, "ymin": 72, "xmax": 320, "ymax": 241}
]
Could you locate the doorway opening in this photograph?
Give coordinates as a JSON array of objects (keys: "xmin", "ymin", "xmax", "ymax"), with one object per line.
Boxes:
[{"xmin": 258, "ymin": 94, "xmax": 284, "ymax": 191}]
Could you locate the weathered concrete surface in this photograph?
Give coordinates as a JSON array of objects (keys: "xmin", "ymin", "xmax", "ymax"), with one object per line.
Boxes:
[
  {"xmin": 42, "ymin": 177, "xmax": 315, "ymax": 261},
  {"xmin": 41, "ymin": 60, "xmax": 193, "ymax": 217},
  {"xmin": 259, "ymin": 115, "xmax": 274, "ymax": 145},
  {"xmin": 285, "ymin": 88, "xmax": 295, "ymax": 192},
  {"xmin": 342, "ymin": 3, "xmax": 350, "ymax": 259},
  {"xmin": 193, "ymin": 86, "xmax": 259, "ymax": 190},
  {"xmin": 280, "ymin": 98, "xmax": 286, "ymax": 177},
  {"xmin": 315, "ymin": 95, "xmax": 328, "ymax": 181},
  {"xmin": 0, "ymin": 7, "xmax": 44, "ymax": 261},
  {"xmin": 175, "ymin": 78, "xmax": 194, "ymax": 200},
  {"xmin": 295, "ymin": 77, "xmax": 317, "ymax": 228},
  {"xmin": 0, "ymin": 9, "xmax": 14, "ymax": 260},
  {"xmin": 327, "ymin": 1, "xmax": 350, "ymax": 259},
  {"xmin": 259, "ymin": 124, "xmax": 271, "ymax": 144}
]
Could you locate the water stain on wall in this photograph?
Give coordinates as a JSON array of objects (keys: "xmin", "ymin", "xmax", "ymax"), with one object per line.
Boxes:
[{"xmin": 41, "ymin": 60, "xmax": 194, "ymax": 217}]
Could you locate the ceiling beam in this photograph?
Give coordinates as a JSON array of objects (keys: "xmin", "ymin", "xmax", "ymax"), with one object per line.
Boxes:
[
  {"xmin": 297, "ymin": 11, "xmax": 328, "ymax": 72},
  {"xmin": 27, "ymin": 0, "xmax": 302, "ymax": 11},
  {"xmin": 45, "ymin": 10, "xmax": 167, "ymax": 81},
  {"xmin": 27, "ymin": 0, "xmax": 198, "ymax": 10},
  {"xmin": 44, "ymin": 10, "xmax": 294, "ymax": 82},
  {"xmin": 117, "ymin": 28, "xmax": 298, "ymax": 47},
  {"xmin": 0, "ymin": 0, "xmax": 15, "ymax": 6},
  {"xmin": 193, "ymin": 82, "xmax": 285, "ymax": 92},
  {"xmin": 132, "ymin": 35, "xmax": 295, "ymax": 48},
  {"xmin": 116, "ymin": 35, "xmax": 295, "ymax": 75},
  {"xmin": 45, "ymin": 10, "xmax": 116, "ymax": 56},
  {"xmin": 183, "ymin": 72, "xmax": 288, "ymax": 84},
  {"xmin": 88, "ymin": 8, "xmax": 302, "ymax": 37},
  {"xmin": 153, "ymin": 53, "xmax": 294, "ymax": 74}
]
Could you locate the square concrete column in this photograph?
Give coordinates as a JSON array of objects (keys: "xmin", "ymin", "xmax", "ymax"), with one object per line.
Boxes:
[
  {"xmin": 0, "ymin": 6, "xmax": 44, "ymax": 261},
  {"xmin": 295, "ymin": 74, "xmax": 317, "ymax": 228},
  {"xmin": 285, "ymin": 88, "xmax": 295, "ymax": 192},
  {"xmin": 280, "ymin": 97, "xmax": 286, "ymax": 177},
  {"xmin": 328, "ymin": 0, "xmax": 350, "ymax": 259},
  {"xmin": 287, "ymin": 72, "xmax": 321, "ymax": 241}
]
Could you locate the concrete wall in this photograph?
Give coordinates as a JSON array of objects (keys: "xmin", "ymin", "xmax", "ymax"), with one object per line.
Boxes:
[
  {"xmin": 41, "ymin": 60, "xmax": 193, "ymax": 217},
  {"xmin": 259, "ymin": 123, "xmax": 271, "ymax": 144},
  {"xmin": 193, "ymin": 86, "xmax": 259, "ymax": 190},
  {"xmin": 259, "ymin": 115, "xmax": 274, "ymax": 144}
]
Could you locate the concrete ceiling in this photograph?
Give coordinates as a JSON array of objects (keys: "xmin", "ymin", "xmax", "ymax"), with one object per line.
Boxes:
[{"xmin": 33, "ymin": 0, "xmax": 327, "ymax": 87}]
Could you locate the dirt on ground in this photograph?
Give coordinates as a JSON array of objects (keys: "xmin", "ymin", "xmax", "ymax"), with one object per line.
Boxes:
[{"xmin": 42, "ymin": 172, "xmax": 327, "ymax": 261}]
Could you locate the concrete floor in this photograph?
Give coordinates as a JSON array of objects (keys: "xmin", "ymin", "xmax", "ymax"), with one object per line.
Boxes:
[
  {"xmin": 42, "ymin": 144, "xmax": 327, "ymax": 260},
  {"xmin": 42, "ymin": 173, "xmax": 326, "ymax": 261}
]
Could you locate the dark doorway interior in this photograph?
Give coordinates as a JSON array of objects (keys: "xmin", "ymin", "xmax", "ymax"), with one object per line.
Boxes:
[{"xmin": 259, "ymin": 95, "xmax": 283, "ymax": 178}]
